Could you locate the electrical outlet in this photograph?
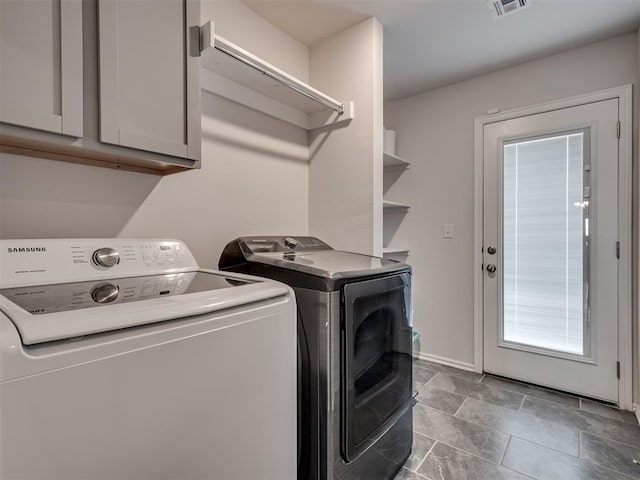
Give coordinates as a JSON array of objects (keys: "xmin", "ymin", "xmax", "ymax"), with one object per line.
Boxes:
[{"xmin": 444, "ymin": 224, "xmax": 454, "ymax": 239}]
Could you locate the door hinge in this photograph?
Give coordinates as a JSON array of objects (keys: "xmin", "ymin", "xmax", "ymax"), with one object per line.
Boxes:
[
  {"xmin": 617, "ymin": 361, "xmax": 620, "ymax": 379},
  {"xmin": 616, "ymin": 241, "xmax": 620, "ymax": 259},
  {"xmin": 616, "ymin": 121, "xmax": 621, "ymax": 139}
]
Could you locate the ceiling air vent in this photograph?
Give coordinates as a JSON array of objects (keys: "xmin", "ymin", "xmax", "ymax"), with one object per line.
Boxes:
[{"xmin": 488, "ymin": 0, "xmax": 531, "ymax": 19}]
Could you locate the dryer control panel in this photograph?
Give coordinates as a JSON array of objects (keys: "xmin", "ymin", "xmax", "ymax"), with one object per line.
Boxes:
[
  {"xmin": 239, "ymin": 236, "xmax": 332, "ymax": 254},
  {"xmin": 0, "ymin": 239, "xmax": 198, "ymax": 288}
]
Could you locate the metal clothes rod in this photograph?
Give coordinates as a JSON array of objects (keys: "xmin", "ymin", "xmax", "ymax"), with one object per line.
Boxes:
[{"xmin": 214, "ymin": 45, "xmax": 345, "ymax": 115}]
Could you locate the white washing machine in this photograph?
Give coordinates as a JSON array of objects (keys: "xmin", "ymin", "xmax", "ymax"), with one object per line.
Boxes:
[{"xmin": 0, "ymin": 239, "xmax": 297, "ymax": 480}]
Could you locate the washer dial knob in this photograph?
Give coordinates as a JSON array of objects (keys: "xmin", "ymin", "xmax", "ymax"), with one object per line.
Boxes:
[
  {"xmin": 284, "ymin": 237, "xmax": 298, "ymax": 249},
  {"xmin": 92, "ymin": 248, "xmax": 120, "ymax": 268},
  {"xmin": 91, "ymin": 283, "xmax": 119, "ymax": 304}
]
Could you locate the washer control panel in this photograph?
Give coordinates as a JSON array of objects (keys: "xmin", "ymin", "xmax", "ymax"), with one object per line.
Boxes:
[{"xmin": 0, "ymin": 239, "xmax": 198, "ymax": 288}]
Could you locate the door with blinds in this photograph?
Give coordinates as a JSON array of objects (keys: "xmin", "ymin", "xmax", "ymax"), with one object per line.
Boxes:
[{"xmin": 482, "ymin": 98, "xmax": 620, "ymax": 402}]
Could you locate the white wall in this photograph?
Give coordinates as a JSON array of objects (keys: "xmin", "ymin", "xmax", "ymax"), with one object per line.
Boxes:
[
  {"xmin": 0, "ymin": 0, "xmax": 310, "ymax": 268},
  {"xmin": 385, "ymin": 33, "xmax": 639, "ymax": 370},
  {"xmin": 308, "ymin": 18, "xmax": 384, "ymax": 256}
]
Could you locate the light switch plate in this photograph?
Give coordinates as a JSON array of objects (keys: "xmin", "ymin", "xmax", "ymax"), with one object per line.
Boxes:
[{"xmin": 444, "ymin": 224, "xmax": 454, "ymax": 239}]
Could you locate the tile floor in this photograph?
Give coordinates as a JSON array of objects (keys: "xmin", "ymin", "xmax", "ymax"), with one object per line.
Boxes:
[{"xmin": 395, "ymin": 359, "xmax": 640, "ymax": 480}]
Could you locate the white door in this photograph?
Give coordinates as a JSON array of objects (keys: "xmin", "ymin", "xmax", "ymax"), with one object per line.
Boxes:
[{"xmin": 483, "ymin": 99, "xmax": 620, "ymax": 402}]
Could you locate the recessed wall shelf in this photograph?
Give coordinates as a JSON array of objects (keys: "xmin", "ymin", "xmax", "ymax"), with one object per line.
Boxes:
[
  {"xmin": 199, "ymin": 21, "xmax": 354, "ymax": 130},
  {"xmin": 383, "ymin": 153, "xmax": 410, "ymax": 170},
  {"xmin": 381, "ymin": 131, "xmax": 411, "ymax": 257}
]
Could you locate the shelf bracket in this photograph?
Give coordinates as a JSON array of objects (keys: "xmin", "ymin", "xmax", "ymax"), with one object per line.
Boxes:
[
  {"xmin": 309, "ymin": 101, "xmax": 354, "ymax": 130},
  {"xmin": 199, "ymin": 21, "xmax": 214, "ymax": 53}
]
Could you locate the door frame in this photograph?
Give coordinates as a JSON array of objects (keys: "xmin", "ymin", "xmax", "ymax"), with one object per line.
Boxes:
[{"xmin": 473, "ymin": 85, "xmax": 633, "ymax": 409}]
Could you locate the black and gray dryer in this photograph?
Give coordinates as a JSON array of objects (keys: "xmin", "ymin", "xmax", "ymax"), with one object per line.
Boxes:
[{"xmin": 219, "ymin": 236, "xmax": 413, "ymax": 480}]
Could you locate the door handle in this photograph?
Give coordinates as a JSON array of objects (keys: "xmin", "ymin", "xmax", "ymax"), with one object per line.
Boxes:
[{"xmin": 486, "ymin": 264, "xmax": 497, "ymax": 273}]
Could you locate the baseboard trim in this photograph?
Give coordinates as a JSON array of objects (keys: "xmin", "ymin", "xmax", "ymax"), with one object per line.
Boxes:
[{"xmin": 415, "ymin": 352, "xmax": 476, "ymax": 372}]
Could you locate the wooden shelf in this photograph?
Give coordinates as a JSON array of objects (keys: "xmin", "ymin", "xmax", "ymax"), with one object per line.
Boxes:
[
  {"xmin": 383, "ymin": 200, "xmax": 410, "ymax": 210},
  {"xmin": 200, "ymin": 24, "xmax": 353, "ymax": 130},
  {"xmin": 383, "ymin": 152, "xmax": 410, "ymax": 170}
]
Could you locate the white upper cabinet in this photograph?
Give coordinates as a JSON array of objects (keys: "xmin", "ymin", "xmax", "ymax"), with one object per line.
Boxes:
[
  {"xmin": 0, "ymin": 0, "xmax": 83, "ymax": 136},
  {"xmin": 0, "ymin": 0, "xmax": 200, "ymax": 174},
  {"xmin": 98, "ymin": 0, "xmax": 200, "ymax": 160}
]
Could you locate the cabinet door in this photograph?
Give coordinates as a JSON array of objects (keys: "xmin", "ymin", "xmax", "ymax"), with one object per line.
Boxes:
[
  {"xmin": 0, "ymin": 0, "xmax": 83, "ymax": 136},
  {"xmin": 98, "ymin": 0, "xmax": 201, "ymax": 160}
]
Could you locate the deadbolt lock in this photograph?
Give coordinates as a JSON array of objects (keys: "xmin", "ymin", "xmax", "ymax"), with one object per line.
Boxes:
[{"xmin": 487, "ymin": 246, "xmax": 496, "ymax": 255}]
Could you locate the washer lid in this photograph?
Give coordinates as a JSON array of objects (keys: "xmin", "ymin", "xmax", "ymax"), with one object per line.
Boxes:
[{"xmin": 0, "ymin": 270, "xmax": 289, "ymax": 345}]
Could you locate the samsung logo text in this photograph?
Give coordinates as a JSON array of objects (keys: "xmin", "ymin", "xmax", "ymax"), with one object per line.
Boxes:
[{"xmin": 7, "ymin": 247, "xmax": 47, "ymax": 253}]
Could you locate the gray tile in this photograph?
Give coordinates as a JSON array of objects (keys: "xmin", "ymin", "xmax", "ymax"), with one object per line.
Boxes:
[
  {"xmin": 412, "ymin": 403, "xmax": 509, "ymax": 464},
  {"xmin": 394, "ymin": 467, "xmax": 429, "ymax": 480},
  {"xmin": 503, "ymin": 437, "xmax": 634, "ymax": 480},
  {"xmin": 481, "ymin": 374, "xmax": 580, "ymax": 408},
  {"xmin": 580, "ymin": 399, "xmax": 639, "ymax": 425},
  {"xmin": 413, "ymin": 365, "xmax": 438, "ymax": 385},
  {"xmin": 581, "ymin": 432, "xmax": 640, "ymax": 479},
  {"xmin": 521, "ymin": 396, "xmax": 640, "ymax": 447},
  {"xmin": 429, "ymin": 373, "xmax": 524, "ymax": 410},
  {"xmin": 456, "ymin": 397, "xmax": 579, "ymax": 456},
  {"xmin": 403, "ymin": 432, "xmax": 436, "ymax": 472},
  {"xmin": 414, "ymin": 383, "xmax": 466, "ymax": 415},
  {"xmin": 417, "ymin": 442, "xmax": 529, "ymax": 480},
  {"xmin": 413, "ymin": 359, "xmax": 483, "ymax": 383}
]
